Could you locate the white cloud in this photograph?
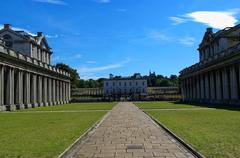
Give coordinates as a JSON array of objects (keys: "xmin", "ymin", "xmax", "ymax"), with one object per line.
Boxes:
[
  {"xmin": 86, "ymin": 61, "xmax": 97, "ymax": 64},
  {"xmin": 80, "ymin": 73, "xmax": 105, "ymax": 80},
  {"xmin": 187, "ymin": 11, "xmax": 238, "ymax": 29},
  {"xmin": 52, "ymin": 53, "xmax": 82, "ymax": 62},
  {"xmin": 170, "ymin": 10, "xmax": 239, "ymax": 29},
  {"xmin": 33, "ymin": 0, "xmax": 67, "ymax": 5},
  {"xmin": 169, "ymin": 17, "xmax": 187, "ymax": 25},
  {"xmin": 45, "ymin": 34, "xmax": 59, "ymax": 38},
  {"xmin": 78, "ymin": 58, "xmax": 131, "ymax": 73},
  {"xmin": 96, "ymin": 0, "xmax": 111, "ymax": 3},
  {"xmin": 178, "ymin": 37, "xmax": 195, "ymax": 46},
  {"xmin": 147, "ymin": 31, "xmax": 169, "ymax": 41}
]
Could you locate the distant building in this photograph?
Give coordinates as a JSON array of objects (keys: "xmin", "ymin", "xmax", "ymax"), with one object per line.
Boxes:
[
  {"xmin": 180, "ymin": 25, "xmax": 240, "ymax": 105},
  {"xmin": 0, "ymin": 24, "xmax": 71, "ymax": 111},
  {"xmin": 103, "ymin": 74, "xmax": 147, "ymax": 98}
]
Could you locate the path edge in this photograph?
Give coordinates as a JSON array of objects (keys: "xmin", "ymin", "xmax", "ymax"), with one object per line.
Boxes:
[
  {"xmin": 143, "ymin": 110, "xmax": 205, "ymax": 158},
  {"xmin": 57, "ymin": 110, "xmax": 111, "ymax": 158}
]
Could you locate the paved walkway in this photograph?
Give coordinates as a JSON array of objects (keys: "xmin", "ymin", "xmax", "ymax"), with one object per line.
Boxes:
[{"xmin": 71, "ymin": 102, "xmax": 195, "ymax": 158}]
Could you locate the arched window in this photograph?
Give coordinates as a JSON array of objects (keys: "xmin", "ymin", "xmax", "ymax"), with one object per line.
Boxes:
[{"xmin": 3, "ymin": 34, "xmax": 13, "ymax": 48}]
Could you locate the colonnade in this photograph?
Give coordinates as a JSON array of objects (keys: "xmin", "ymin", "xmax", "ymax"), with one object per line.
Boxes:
[
  {"xmin": 181, "ymin": 64, "xmax": 240, "ymax": 104},
  {"xmin": 0, "ymin": 64, "xmax": 70, "ymax": 111}
]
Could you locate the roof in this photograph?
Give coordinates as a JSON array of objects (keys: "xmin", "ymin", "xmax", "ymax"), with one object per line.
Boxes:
[
  {"xmin": 198, "ymin": 24, "xmax": 240, "ymax": 49},
  {"xmin": 0, "ymin": 25, "xmax": 52, "ymax": 52}
]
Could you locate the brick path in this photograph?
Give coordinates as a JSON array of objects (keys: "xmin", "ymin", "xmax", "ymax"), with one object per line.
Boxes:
[{"xmin": 71, "ymin": 102, "xmax": 195, "ymax": 158}]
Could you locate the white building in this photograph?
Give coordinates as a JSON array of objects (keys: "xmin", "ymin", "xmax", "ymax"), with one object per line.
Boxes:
[{"xmin": 103, "ymin": 75, "xmax": 147, "ymax": 97}]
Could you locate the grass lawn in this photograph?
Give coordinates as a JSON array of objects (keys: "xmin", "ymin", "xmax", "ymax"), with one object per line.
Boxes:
[
  {"xmin": 135, "ymin": 101, "xmax": 203, "ymax": 109},
  {"xmin": 147, "ymin": 108, "xmax": 240, "ymax": 158},
  {"xmin": 22, "ymin": 102, "xmax": 115, "ymax": 111},
  {"xmin": 0, "ymin": 111, "xmax": 106, "ymax": 158}
]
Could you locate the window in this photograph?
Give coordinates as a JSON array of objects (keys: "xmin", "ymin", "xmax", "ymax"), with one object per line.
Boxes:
[
  {"xmin": 119, "ymin": 82, "xmax": 121, "ymax": 86},
  {"xmin": 124, "ymin": 82, "xmax": 126, "ymax": 86},
  {"xmin": 106, "ymin": 82, "xmax": 108, "ymax": 86},
  {"xmin": 113, "ymin": 82, "xmax": 115, "ymax": 86},
  {"xmin": 3, "ymin": 34, "xmax": 13, "ymax": 48},
  {"xmin": 143, "ymin": 81, "xmax": 145, "ymax": 86}
]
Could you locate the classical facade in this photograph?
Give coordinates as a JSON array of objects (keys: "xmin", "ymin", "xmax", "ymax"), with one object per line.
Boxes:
[
  {"xmin": 103, "ymin": 74, "xmax": 147, "ymax": 97},
  {"xmin": 0, "ymin": 24, "xmax": 71, "ymax": 111},
  {"xmin": 180, "ymin": 25, "xmax": 240, "ymax": 105}
]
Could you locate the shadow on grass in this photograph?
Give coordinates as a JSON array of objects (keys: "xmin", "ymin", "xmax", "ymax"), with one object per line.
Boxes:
[{"xmin": 174, "ymin": 101, "xmax": 240, "ymax": 112}]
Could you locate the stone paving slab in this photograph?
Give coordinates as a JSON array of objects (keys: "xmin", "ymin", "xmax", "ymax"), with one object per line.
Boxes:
[{"xmin": 70, "ymin": 102, "xmax": 196, "ymax": 158}]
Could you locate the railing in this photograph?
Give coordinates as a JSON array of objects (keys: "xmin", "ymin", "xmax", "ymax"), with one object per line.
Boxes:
[
  {"xmin": 180, "ymin": 43, "xmax": 240, "ymax": 75},
  {"xmin": 0, "ymin": 39, "xmax": 70, "ymax": 77}
]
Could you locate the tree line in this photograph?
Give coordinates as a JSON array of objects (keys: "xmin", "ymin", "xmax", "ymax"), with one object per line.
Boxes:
[{"xmin": 56, "ymin": 63, "xmax": 179, "ymax": 88}]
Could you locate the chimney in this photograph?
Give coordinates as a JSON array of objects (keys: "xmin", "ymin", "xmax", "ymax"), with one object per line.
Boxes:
[
  {"xmin": 37, "ymin": 32, "xmax": 43, "ymax": 37},
  {"xmin": 206, "ymin": 27, "xmax": 213, "ymax": 33},
  {"xmin": 4, "ymin": 24, "xmax": 12, "ymax": 29}
]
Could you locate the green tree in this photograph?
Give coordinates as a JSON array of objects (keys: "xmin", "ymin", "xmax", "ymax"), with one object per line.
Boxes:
[{"xmin": 55, "ymin": 63, "xmax": 80, "ymax": 88}]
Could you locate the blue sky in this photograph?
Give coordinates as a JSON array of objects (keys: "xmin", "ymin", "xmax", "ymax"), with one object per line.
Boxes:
[{"xmin": 1, "ymin": 0, "xmax": 240, "ymax": 79}]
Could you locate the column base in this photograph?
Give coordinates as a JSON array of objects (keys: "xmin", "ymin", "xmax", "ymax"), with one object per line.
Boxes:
[
  {"xmin": 52, "ymin": 102, "xmax": 57, "ymax": 105},
  {"xmin": 56, "ymin": 101, "xmax": 61, "ymax": 105},
  {"xmin": 6, "ymin": 105, "xmax": 16, "ymax": 111},
  {"xmin": 48, "ymin": 102, "xmax": 53, "ymax": 106},
  {"xmin": 0, "ymin": 105, "xmax": 7, "ymax": 111},
  {"xmin": 25, "ymin": 104, "xmax": 32, "ymax": 109},
  {"xmin": 44, "ymin": 102, "xmax": 49, "ymax": 106},
  {"xmin": 16, "ymin": 104, "xmax": 25, "ymax": 110},
  {"xmin": 32, "ymin": 103, "xmax": 39, "ymax": 108},
  {"xmin": 38, "ymin": 103, "xmax": 44, "ymax": 107}
]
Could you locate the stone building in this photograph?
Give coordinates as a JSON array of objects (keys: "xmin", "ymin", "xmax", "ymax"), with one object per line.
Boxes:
[
  {"xmin": 0, "ymin": 24, "xmax": 71, "ymax": 111},
  {"xmin": 103, "ymin": 74, "xmax": 147, "ymax": 98},
  {"xmin": 180, "ymin": 25, "xmax": 240, "ymax": 105}
]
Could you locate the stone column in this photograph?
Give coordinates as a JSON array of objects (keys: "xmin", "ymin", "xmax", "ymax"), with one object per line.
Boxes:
[
  {"xmin": 196, "ymin": 75, "xmax": 200, "ymax": 99},
  {"xmin": 48, "ymin": 78, "xmax": 52, "ymax": 105},
  {"xmin": 215, "ymin": 70, "xmax": 222, "ymax": 101},
  {"xmin": 204, "ymin": 73, "xmax": 210, "ymax": 100},
  {"xmin": 188, "ymin": 78, "xmax": 192, "ymax": 101},
  {"xmin": 38, "ymin": 76, "xmax": 43, "ymax": 106},
  {"xmin": 192, "ymin": 76, "xmax": 196, "ymax": 100},
  {"xmin": 200, "ymin": 74, "xmax": 205, "ymax": 100},
  {"xmin": 56, "ymin": 80, "xmax": 59, "ymax": 105},
  {"xmin": 43, "ymin": 77, "xmax": 48, "ymax": 106},
  {"xmin": 63, "ymin": 82, "xmax": 66, "ymax": 104},
  {"xmin": 66, "ymin": 82, "xmax": 69, "ymax": 103},
  {"xmin": 52, "ymin": 79, "xmax": 56, "ymax": 105},
  {"xmin": 222, "ymin": 68, "xmax": 230, "ymax": 100},
  {"xmin": 181, "ymin": 79, "xmax": 185, "ymax": 101},
  {"xmin": 59, "ymin": 81, "xmax": 63, "ymax": 104},
  {"xmin": 24, "ymin": 71, "xmax": 31, "ymax": 108},
  {"xmin": 0, "ymin": 65, "xmax": 5, "ymax": 111},
  {"xmin": 6, "ymin": 67, "xmax": 16, "ymax": 111},
  {"xmin": 209, "ymin": 71, "xmax": 216, "ymax": 101},
  {"xmin": 230, "ymin": 66, "xmax": 238, "ymax": 100},
  {"xmin": 68, "ymin": 82, "xmax": 71, "ymax": 102},
  {"xmin": 31, "ymin": 74, "xmax": 38, "ymax": 107},
  {"xmin": 15, "ymin": 69, "xmax": 24, "ymax": 109}
]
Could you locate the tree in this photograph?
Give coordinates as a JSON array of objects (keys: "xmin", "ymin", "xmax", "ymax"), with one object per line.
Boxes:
[{"xmin": 55, "ymin": 63, "xmax": 80, "ymax": 88}]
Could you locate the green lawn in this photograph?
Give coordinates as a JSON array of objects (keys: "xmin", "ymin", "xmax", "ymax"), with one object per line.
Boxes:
[
  {"xmin": 147, "ymin": 108, "xmax": 240, "ymax": 158},
  {"xmin": 0, "ymin": 112, "xmax": 106, "ymax": 158},
  {"xmin": 135, "ymin": 101, "xmax": 202, "ymax": 109},
  {"xmin": 22, "ymin": 102, "xmax": 115, "ymax": 111}
]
